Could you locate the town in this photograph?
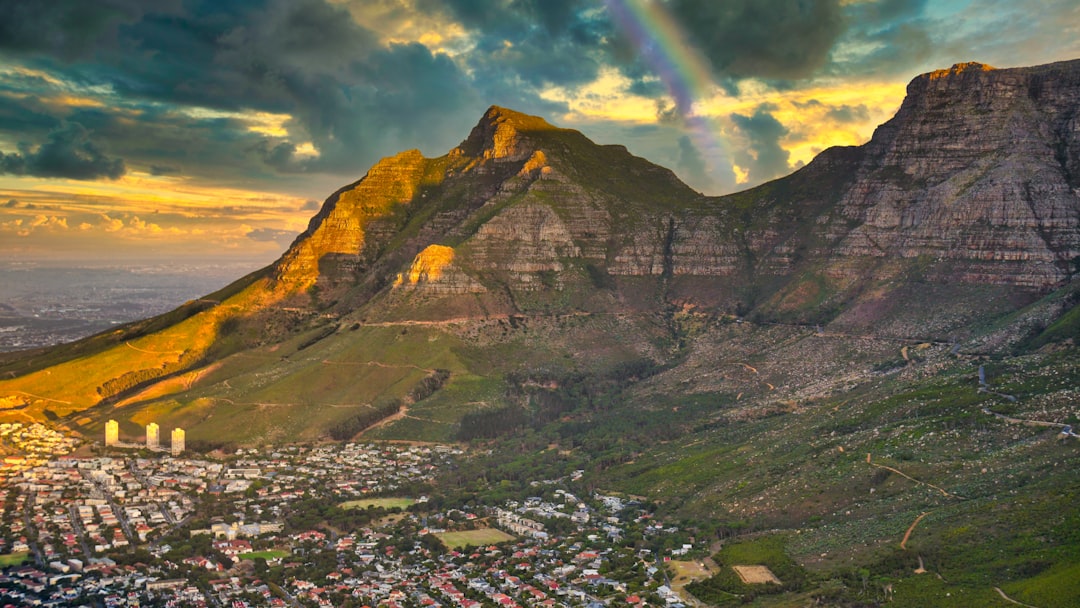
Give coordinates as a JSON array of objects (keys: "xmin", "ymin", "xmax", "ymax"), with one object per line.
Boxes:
[{"xmin": 0, "ymin": 423, "xmax": 703, "ymax": 607}]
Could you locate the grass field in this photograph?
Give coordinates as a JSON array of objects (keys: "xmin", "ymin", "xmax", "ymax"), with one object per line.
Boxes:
[
  {"xmin": 0, "ymin": 552, "xmax": 29, "ymax": 567},
  {"xmin": 339, "ymin": 497, "xmax": 415, "ymax": 510},
  {"xmin": 669, "ymin": 560, "xmax": 716, "ymax": 603},
  {"xmin": 733, "ymin": 565, "xmax": 781, "ymax": 584},
  {"xmin": 239, "ymin": 550, "xmax": 290, "ymax": 561},
  {"xmin": 436, "ymin": 528, "xmax": 515, "ymax": 549}
]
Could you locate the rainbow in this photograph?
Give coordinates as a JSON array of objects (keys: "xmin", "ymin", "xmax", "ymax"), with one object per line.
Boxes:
[{"xmin": 603, "ymin": 0, "xmax": 729, "ymax": 186}]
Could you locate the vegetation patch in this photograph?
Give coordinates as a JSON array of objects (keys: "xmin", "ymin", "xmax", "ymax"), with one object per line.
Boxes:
[
  {"xmin": 435, "ymin": 528, "xmax": 515, "ymax": 549},
  {"xmin": 238, "ymin": 550, "xmax": 290, "ymax": 561},
  {"xmin": 0, "ymin": 552, "xmax": 29, "ymax": 567},
  {"xmin": 339, "ymin": 497, "xmax": 415, "ymax": 510},
  {"xmin": 1003, "ymin": 562, "xmax": 1080, "ymax": 608}
]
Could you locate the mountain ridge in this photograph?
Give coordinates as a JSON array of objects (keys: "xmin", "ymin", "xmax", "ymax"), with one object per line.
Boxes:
[{"xmin": 0, "ymin": 58, "xmax": 1077, "ymax": 443}]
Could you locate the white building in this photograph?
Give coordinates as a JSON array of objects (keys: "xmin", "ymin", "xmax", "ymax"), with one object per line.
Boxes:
[
  {"xmin": 146, "ymin": 423, "xmax": 159, "ymax": 450},
  {"xmin": 171, "ymin": 428, "xmax": 185, "ymax": 456},
  {"xmin": 105, "ymin": 420, "xmax": 119, "ymax": 446}
]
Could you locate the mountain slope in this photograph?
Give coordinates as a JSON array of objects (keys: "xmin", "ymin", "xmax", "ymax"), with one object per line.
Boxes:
[{"xmin": 0, "ymin": 61, "xmax": 1077, "ymax": 448}]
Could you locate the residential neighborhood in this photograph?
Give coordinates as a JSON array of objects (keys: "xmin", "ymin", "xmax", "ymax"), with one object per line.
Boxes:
[{"xmin": 0, "ymin": 424, "xmax": 700, "ymax": 607}]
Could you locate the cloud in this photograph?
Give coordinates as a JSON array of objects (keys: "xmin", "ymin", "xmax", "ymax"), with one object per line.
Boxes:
[
  {"xmin": 667, "ymin": 0, "xmax": 845, "ymax": 86},
  {"xmin": 127, "ymin": 216, "xmax": 163, "ymax": 234},
  {"xmin": 246, "ymin": 227, "xmax": 297, "ymax": 246},
  {"xmin": 301, "ymin": 200, "xmax": 320, "ymax": 211},
  {"xmin": 29, "ymin": 214, "xmax": 68, "ymax": 230},
  {"xmin": 0, "ymin": 121, "xmax": 125, "ymax": 180},
  {"xmin": 3, "ymin": 198, "xmax": 16, "ymax": 207},
  {"xmin": 730, "ymin": 104, "xmax": 791, "ymax": 185},
  {"xmin": 0, "ymin": 0, "xmax": 164, "ymax": 59},
  {"xmin": 0, "ymin": 0, "xmax": 485, "ymax": 187},
  {"xmin": 825, "ymin": 104, "xmax": 871, "ymax": 123},
  {"xmin": 149, "ymin": 164, "xmax": 179, "ymax": 176},
  {"xmin": 825, "ymin": 0, "xmax": 936, "ymax": 78},
  {"xmin": 419, "ymin": 0, "xmax": 613, "ymax": 105},
  {"xmin": 676, "ymin": 136, "xmax": 714, "ymax": 192},
  {"xmin": 0, "ymin": 213, "xmax": 68, "ymax": 236},
  {"xmin": 101, "ymin": 215, "xmax": 125, "ymax": 232},
  {"xmin": 1, "ymin": 0, "xmax": 1076, "ymax": 229}
]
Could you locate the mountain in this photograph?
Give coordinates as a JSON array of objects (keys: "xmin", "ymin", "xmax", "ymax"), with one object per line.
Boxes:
[
  {"xmin": 2, "ymin": 59, "xmax": 1080, "ymax": 606},
  {"xmin": 1, "ymin": 60, "xmax": 1078, "ymax": 444}
]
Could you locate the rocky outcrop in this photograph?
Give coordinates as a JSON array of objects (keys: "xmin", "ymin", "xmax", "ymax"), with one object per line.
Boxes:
[
  {"xmin": 465, "ymin": 203, "xmax": 582, "ymax": 290},
  {"xmin": 273, "ymin": 149, "xmax": 431, "ymax": 292},
  {"xmin": 393, "ymin": 245, "xmax": 486, "ymax": 295}
]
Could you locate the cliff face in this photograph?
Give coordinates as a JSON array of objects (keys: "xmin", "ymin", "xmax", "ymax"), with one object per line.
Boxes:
[
  {"xmin": 263, "ymin": 61, "xmax": 1080, "ymax": 322},
  {"xmin": 821, "ymin": 60, "xmax": 1080, "ymax": 288},
  {"xmin": 273, "ymin": 148, "xmax": 432, "ymax": 293}
]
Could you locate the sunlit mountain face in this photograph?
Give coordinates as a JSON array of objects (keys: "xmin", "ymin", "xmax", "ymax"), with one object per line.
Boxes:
[
  {"xmin": 0, "ymin": 260, "xmax": 271, "ymax": 351},
  {"xmin": 1, "ymin": 0, "xmax": 1077, "ymax": 267}
]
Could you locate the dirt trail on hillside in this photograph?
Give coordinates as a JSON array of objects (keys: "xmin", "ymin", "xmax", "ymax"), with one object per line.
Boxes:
[
  {"xmin": 980, "ymin": 406, "xmax": 1068, "ymax": 430},
  {"xmin": 900, "ymin": 512, "xmax": 930, "ymax": 550},
  {"xmin": 994, "ymin": 587, "xmax": 1040, "ymax": 608},
  {"xmin": 10, "ymin": 390, "xmax": 71, "ymax": 405},
  {"xmin": 125, "ymin": 341, "xmax": 183, "ymax": 355},
  {"xmin": 321, "ymin": 359, "xmax": 436, "ymax": 374},
  {"xmin": 866, "ymin": 453, "xmax": 957, "ymax": 498}
]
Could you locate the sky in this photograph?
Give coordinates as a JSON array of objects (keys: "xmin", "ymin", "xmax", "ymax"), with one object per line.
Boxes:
[{"xmin": 0, "ymin": 0, "xmax": 1077, "ymax": 264}]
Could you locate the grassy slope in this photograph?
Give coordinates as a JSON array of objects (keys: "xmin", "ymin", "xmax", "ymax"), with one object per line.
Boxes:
[
  {"xmin": 432, "ymin": 279, "xmax": 1080, "ymax": 607},
  {"xmin": 598, "ymin": 331, "xmax": 1080, "ymax": 606},
  {"xmin": 0, "ymin": 277, "xmax": 282, "ymax": 421}
]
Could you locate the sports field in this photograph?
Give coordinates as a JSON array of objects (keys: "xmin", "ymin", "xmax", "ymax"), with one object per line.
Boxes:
[
  {"xmin": 339, "ymin": 497, "xmax": 415, "ymax": 510},
  {"xmin": 0, "ymin": 552, "xmax": 29, "ymax": 567},
  {"xmin": 239, "ymin": 550, "xmax": 290, "ymax": 560},
  {"xmin": 435, "ymin": 528, "xmax": 515, "ymax": 549}
]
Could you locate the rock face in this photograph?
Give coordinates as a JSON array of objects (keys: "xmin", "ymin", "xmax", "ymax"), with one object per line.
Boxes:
[
  {"xmin": 273, "ymin": 149, "xmax": 431, "ymax": 293},
  {"xmin": 822, "ymin": 60, "xmax": 1080, "ymax": 288},
  {"xmin": 393, "ymin": 245, "xmax": 486, "ymax": 295},
  {"xmin": 266, "ymin": 60, "xmax": 1080, "ymax": 324}
]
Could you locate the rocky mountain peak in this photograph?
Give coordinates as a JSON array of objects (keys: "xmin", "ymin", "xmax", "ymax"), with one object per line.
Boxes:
[
  {"xmin": 927, "ymin": 61, "xmax": 996, "ymax": 79},
  {"xmin": 455, "ymin": 105, "xmax": 561, "ymax": 162}
]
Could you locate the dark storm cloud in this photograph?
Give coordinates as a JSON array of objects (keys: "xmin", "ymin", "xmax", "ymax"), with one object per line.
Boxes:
[
  {"xmin": 0, "ymin": 0, "xmax": 484, "ymax": 185},
  {"xmin": 0, "ymin": 0, "xmax": 177, "ymax": 59},
  {"xmin": 668, "ymin": 0, "xmax": 845, "ymax": 86},
  {"xmin": 627, "ymin": 78, "xmax": 666, "ymax": 99},
  {"xmin": 2, "ymin": 0, "xmax": 1049, "ymax": 202},
  {"xmin": 420, "ymin": 0, "xmax": 613, "ymax": 97},
  {"xmin": 730, "ymin": 105, "xmax": 790, "ymax": 185},
  {"xmin": 0, "ymin": 122, "xmax": 125, "ymax": 180},
  {"xmin": 0, "ymin": 90, "xmax": 61, "ymax": 135},
  {"xmin": 827, "ymin": 0, "xmax": 934, "ymax": 77},
  {"xmin": 149, "ymin": 165, "xmax": 179, "ymax": 176}
]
